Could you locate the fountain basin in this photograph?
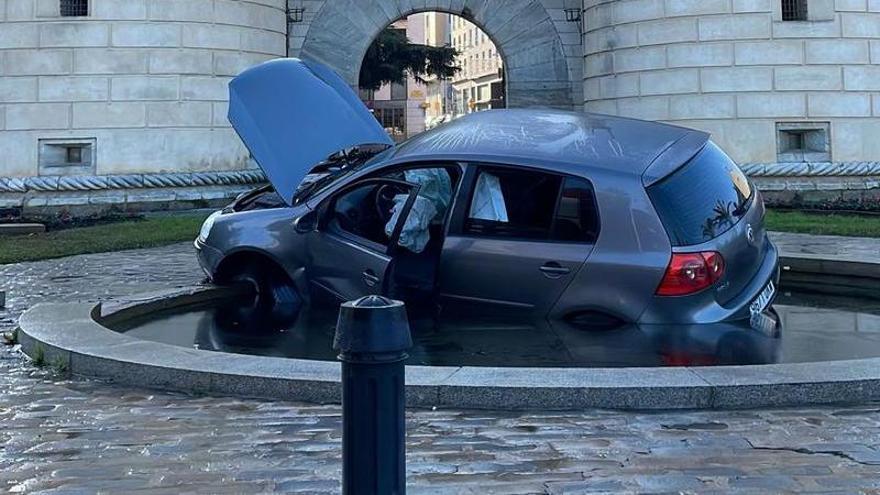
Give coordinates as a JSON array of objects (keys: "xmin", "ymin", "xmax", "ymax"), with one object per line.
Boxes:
[{"xmin": 16, "ymin": 265, "xmax": 880, "ymax": 410}]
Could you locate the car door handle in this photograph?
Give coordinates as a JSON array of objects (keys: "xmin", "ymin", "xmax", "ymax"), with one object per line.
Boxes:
[
  {"xmin": 539, "ymin": 262, "xmax": 571, "ymax": 277},
  {"xmin": 362, "ymin": 269, "xmax": 380, "ymax": 287}
]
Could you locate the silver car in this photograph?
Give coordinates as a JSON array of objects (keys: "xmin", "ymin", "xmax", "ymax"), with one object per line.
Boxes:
[{"xmin": 195, "ymin": 58, "xmax": 779, "ymax": 326}]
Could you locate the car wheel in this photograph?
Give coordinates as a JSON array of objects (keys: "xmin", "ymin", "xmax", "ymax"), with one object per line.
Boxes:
[{"xmin": 227, "ymin": 260, "xmax": 302, "ymax": 326}]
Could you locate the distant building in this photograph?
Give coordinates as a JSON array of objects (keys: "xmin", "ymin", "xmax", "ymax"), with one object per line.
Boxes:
[
  {"xmin": 420, "ymin": 12, "xmax": 505, "ymax": 127},
  {"xmin": 449, "ymin": 16, "xmax": 505, "ymax": 117},
  {"xmin": 358, "ymin": 15, "xmax": 428, "ymax": 142},
  {"xmin": 422, "ymin": 12, "xmax": 454, "ymax": 129}
]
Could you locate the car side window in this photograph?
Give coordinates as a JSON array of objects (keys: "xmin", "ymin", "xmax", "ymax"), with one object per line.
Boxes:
[
  {"xmin": 553, "ymin": 177, "xmax": 599, "ymax": 243},
  {"xmin": 463, "ymin": 167, "xmax": 599, "ymax": 243},
  {"xmin": 465, "ymin": 167, "xmax": 562, "ymax": 240},
  {"xmin": 330, "ymin": 181, "xmax": 412, "ymax": 248}
]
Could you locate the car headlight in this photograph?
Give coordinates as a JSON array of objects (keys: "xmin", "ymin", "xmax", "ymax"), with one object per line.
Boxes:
[{"xmin": 199, "ymin": 211, "xmax": 222, "ymax": 241}]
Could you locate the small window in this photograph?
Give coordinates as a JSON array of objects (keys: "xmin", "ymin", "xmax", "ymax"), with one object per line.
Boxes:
[
  {"xmin": 776, "ymin": 122, "xmax": 830, "ymax": 162},
  {"xmin": 781, "ymin": 0, "xmax": 807, "ymax": 21},
  {"xmin": 390, "ymin": 81, "xmax": 407, "ymax": 101},
  {"xmin": 60, "ymin": 0, "xmax": 89, "ymax": 16},
  {"xmin": 66, "ymin": 146, "xmax": 83, "ymax": 164},
  {"xmin": 331, "ymin": 181, "xmax": 412, "ymax": 248},
  {"xmin": 464, "ymin": 167, "xmax": 599, "ymax": 243},
  {"xmin": 38, "ymin": 138, "xmax": 96, "ymax": 176}
]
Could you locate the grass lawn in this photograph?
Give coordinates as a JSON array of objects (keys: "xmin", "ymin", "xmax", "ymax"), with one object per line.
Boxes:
[
  {"xmin": 0, "ymin": 209, "xmax": 877, "ymax": 265},
  {"xmin": 765, "ymin": 210, "xmax": 880, "ymax": 238},
  {"xmin": 0, "ymin": 213, "xmax": 209, "ymax": 265}
]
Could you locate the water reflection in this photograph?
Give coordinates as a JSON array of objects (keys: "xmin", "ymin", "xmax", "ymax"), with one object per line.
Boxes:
[
  {"xmin": 109, "ymin": 293, "xmax": 804, "ymax": 368},
  {"xmin": 114, "ymin": 288, "xmax": 880, "ymax": 368}
]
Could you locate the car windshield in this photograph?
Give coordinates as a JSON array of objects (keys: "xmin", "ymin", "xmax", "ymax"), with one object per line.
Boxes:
[
  {"xmin": 292, "ymin": 145, "xmax": 392, "ymax": 205},
  {"xmin": 647, "ymin": 141, "xmax": 753, "ymax": 247}
]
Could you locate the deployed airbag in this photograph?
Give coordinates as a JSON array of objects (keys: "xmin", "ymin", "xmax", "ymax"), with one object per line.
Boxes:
[
  {"xmin": 382, "ymin": 168, "xmax": 453, "ymax": 253},
  {"xmin": 385, "ymin": 195, "xmax": 437, "ymax": 253},
  {"xmin": 469, "ymin": 172, "xmax": 508, "ymax": 222}
]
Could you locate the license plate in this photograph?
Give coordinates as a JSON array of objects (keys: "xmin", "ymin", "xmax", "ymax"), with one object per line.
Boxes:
[
  {"xmin": 750, "ymin": 310, "xmax": 778, "ymax": 335},
  {"xmin": 749, "ymin": 280, "xmax": 775, "ymax": 315}
]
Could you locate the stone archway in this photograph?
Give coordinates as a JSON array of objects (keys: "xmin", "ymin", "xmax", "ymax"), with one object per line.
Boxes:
[{"xmin": 297, "ymin": 0, "xmax": 573, "ymax": 110}]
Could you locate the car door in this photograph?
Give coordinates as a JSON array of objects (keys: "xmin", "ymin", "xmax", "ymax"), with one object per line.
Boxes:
[
  {"xmin": 307, "ymin": 178, "xmax": 420, "ymax": 301},
  {"xmin": 438, "ymin": 165, "xmax": 600, "ymax": 316}
]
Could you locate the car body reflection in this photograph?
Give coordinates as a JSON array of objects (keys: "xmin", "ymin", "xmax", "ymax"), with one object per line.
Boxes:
[{"xmin": 192, "ymin": 295, "xmax": 781, "ymax": 368}]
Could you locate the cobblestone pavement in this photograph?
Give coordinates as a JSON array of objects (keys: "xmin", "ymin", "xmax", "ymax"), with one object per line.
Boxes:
[{"xmin": 2, "ymin": 240, "xmax": 880, "ymax": 493}]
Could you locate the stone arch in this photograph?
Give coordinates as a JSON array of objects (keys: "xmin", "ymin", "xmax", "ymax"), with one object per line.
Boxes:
[{"xmin": 298, "ymin": 0, "xmax": 573, "ymax": 109}]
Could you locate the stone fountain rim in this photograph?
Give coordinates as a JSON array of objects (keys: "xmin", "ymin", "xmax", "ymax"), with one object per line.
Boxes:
[{"xmin": 15, "ymin": 254, "xmax": 880, "ymax": 411}]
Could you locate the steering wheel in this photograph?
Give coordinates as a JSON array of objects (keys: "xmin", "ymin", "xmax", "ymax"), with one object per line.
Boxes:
[{"xmin": 375, "ymin": 184, "xmax": 400, "ymax": 220}]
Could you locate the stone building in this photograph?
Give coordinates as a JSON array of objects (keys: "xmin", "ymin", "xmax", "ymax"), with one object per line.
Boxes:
[
  {"xmin": 2, "ymin": 0, "xmax": 879, "ymax": 216},
  {"xmin": 422, "ymin": 11, "xmax": 454, "ymax": 128},
  {"xmin": 582, "ymin": 0, "xmax": 880, "ymax": 166},
  {"xmin": 0, "ymin": 0, "xmax": 286, "ymax": 216},
  {"xmin": 449, "ymin": 13, "xmax": 505, "ymax": 115},
  {"xmin": 422, "ymin": 12, "xmax": 505, "ymax": 125},
  {"xmin": 358, "ymin": 14, "xmax": 429, "ymax": 141}
]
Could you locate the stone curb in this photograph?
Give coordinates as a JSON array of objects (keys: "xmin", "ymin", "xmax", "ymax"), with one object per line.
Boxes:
[
  {"xmin": 780, "ymin": 255, "xmax": 880, "ymax": 280},
  {"xmin": 15, "ymin": 268, "xmax": 880, "ymax": 410}
]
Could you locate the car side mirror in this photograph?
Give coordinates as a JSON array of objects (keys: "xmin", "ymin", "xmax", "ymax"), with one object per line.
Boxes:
[{"xmin": 294, "ymin": 210, "xmax": 319, "ymax": 234}]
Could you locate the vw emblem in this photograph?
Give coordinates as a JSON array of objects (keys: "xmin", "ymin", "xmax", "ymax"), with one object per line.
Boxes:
[{"xmin": 746, "ymin": 224, "xmax": 755, "ymax": 245}]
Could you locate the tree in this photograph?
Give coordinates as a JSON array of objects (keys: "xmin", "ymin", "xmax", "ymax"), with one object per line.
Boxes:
[{"xmin": 359, "ymin": 27, "xmax": 460, "ymax": 92}]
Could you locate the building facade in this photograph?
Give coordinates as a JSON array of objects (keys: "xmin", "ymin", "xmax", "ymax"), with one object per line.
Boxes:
[
  {"xmin": 422, "ymin": 11, "xmax": 454, "ymax": 128},
  {"xmin": 358, "ymin": 15, "xmax": 429, "ymax": 142},
  {"xmin": 449, "ymin": 14, "xmax": 505, "ymax": 116},
  {"xmin": 0, "ymin": 0, "xmax": 286, "ymax": 215},
  {"xmin": 421, "ymin": 11, "xmax": 505, "ymax": 126},
  {"xmin": 583, "ymin": 0, "xmax": 880, "ymax": 167},
  {"xmin": 1, "ymin": 0, "xmax": 879, "ymax": 215}
]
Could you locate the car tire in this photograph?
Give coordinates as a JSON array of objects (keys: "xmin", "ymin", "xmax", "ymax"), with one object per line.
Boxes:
[{"xmin": 227, "ymin": 260, "xmax": 302, "ymax": 325}]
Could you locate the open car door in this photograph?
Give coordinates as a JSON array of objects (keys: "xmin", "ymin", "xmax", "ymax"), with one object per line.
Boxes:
[
  {"xmin": 306, "ymin": 178, "xmax": 421, "ymax": 302},
  {"xmin": 228, "ymin": 58, "xmax": 393, "ymax": 205}
]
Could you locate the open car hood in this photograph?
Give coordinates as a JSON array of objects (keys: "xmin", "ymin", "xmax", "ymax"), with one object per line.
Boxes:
[{"xmin": 228, "ymin": 58, "xmax": 393, "ymax": 205}]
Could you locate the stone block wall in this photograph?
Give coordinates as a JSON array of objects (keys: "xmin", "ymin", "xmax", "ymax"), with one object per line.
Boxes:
[
  {"xmin": 582, "ymin": 0, "xmax": 880, "ymax": 165},
  {"xmin": 0, "ymin": 0, "xmax": 287, "ymax": 178}
]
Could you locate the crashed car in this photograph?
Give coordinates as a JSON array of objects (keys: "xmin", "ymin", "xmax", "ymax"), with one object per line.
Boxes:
[{"xmin": 195, "ymin": 58, "xmax": 779, "ymax": 325}]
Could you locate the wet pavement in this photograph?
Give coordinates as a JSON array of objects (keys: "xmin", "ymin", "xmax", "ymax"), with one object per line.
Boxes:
[{"xmin": 1, "ymin": 237, "xmax": 880, "ymax": 493}]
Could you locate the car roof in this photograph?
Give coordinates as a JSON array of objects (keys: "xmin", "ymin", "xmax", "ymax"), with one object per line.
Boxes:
[{"xmin": 384, "ymin": 108, "xmax": 709, "ymax": 177}]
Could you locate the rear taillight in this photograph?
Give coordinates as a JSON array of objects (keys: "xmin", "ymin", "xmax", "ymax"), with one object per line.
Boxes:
[{"xmin": 656, "ymin": 251, "xmax": 725, "ymax": 296}]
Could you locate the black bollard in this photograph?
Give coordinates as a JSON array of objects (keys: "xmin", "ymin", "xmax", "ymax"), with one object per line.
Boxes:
[{"xmin": 334, "ymin": 295, "xmax": 412, "ymax": 495}]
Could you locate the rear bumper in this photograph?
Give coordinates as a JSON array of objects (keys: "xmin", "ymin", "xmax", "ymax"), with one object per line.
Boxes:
[
  {"xmin": 194, "ymin": 238, "xmax": 224, "ymax": 281},
  {"xmin": 638, "ymin": 239, "xmax": 780, "ymax": 324}
]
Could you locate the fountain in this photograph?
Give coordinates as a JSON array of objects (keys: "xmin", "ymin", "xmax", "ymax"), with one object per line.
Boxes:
[{"xmin": 15, "ymin": 262, "xmax": 880, "ymax": 410}]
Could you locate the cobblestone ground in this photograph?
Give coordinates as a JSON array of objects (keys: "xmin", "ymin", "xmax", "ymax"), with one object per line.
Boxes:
[{"xmin": 2, "ymin": 242, "xmax": 880, "ymax": 494}]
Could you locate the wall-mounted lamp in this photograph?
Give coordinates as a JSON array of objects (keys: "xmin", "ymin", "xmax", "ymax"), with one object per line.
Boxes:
[
  {"xmin": 288, "ymin": 1, "xmax": 305, "ymax": 23},
  {"xmin": 288, "ymin": 8, "xmax": 305, "ymax": 23}
]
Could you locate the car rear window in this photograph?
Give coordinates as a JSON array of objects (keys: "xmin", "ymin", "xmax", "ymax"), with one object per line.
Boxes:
[{"xmin": 647, "ymin": 141, "xmax": 753, "ymax": 247}]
